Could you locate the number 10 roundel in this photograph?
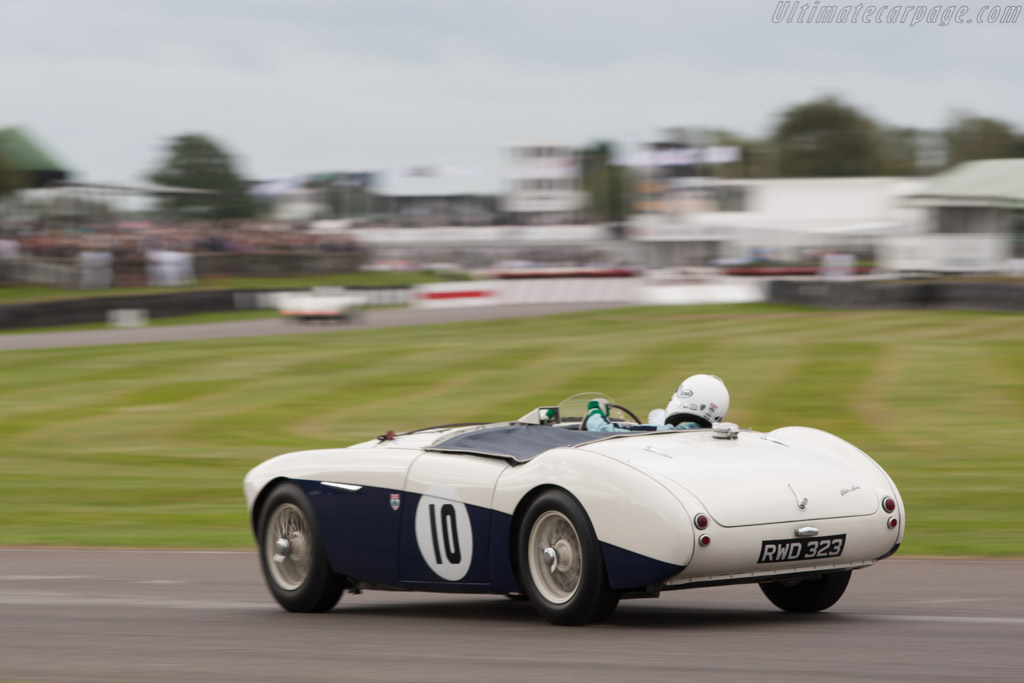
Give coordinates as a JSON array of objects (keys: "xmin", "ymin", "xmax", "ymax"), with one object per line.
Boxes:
[{"xmin": 414, "ymin": 494, "xmax": 474, "ymax": 581}]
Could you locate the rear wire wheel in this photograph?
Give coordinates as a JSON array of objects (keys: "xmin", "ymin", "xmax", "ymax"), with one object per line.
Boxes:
[
  {"xmin": 518, "ymin": 490, "xmax": 619, "ymax": 625},
  {"xmin": 760, "ymin": 570, "xmax": 852, "ymax": 613},
  {"xmin": 257, "ymin": 482, "xmax": 344, "ymax": 613}
]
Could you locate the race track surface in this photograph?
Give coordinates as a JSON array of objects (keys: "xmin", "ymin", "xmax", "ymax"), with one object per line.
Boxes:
[
  {"xmin": 1, "ymin": 549, "xmax": 1021, "ymax": 682},
  {"xmin": 0, "ymin": 302, "xmax": 624, "ymax": 351}
]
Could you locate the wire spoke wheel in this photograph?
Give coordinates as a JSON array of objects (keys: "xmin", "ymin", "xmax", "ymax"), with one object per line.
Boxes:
[
  {"xmin": 518, "ymin": 490, "xmax": 619, "ymax": 625},
  {"xmin": 264, "ymin": 502, "xmax": 313, "ymax": 591},
  {"xmin": 256, "ymin": 483, "xmax": 344, "ymax": 612},
  {"xmin": 528, "ymin": 510, "xmax": 583, "ymax": 604}
]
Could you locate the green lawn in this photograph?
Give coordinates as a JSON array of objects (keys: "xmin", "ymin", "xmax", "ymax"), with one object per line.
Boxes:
[
  {"xmin": 0, "ymin": 270, "xmax": 464, "ymax": 304},
  {"xmin": 2, "ymin": 304, "xmax": 1023, "ymax": 556}
]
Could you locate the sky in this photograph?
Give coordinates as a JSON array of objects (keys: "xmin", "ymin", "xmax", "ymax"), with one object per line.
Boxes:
[{"xmin": 4, "ymin": 0, "xmax": 1022, "ymax": 191}]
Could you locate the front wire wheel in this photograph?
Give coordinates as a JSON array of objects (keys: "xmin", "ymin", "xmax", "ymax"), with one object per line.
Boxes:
[
  {"xmin": 256, "ymin": 483, "xmax": 344, "ymax": 613},
  {"xmin": 264, "ymin": 503, "xmax": 312, "ymax": 590},
  {"xmin": 518, "ymin": 490, "xmax": 619, "ymax": 625}
]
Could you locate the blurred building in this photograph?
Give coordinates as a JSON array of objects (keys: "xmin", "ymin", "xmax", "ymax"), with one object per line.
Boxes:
[
  {"xmin": 249, "ymin": 172, "xmax": 377, "ymax": 223},
  {"xmin": 501, "ymin": 143, "xmax": 586, "ymax": 224},
  {"xmin": 884, "ymin": 159, "xmax": 1024, "ymax": 272},
  {"xmin": 629, "ymin": 176, "xmax": 925, "ymax": 267},
  {"xmin": 349, "ymin": 223, "xmax": 619, "ymax": 270},
  {"xmin": 627, "ymin": 137, "xmax": 742, "ymax": 215}
]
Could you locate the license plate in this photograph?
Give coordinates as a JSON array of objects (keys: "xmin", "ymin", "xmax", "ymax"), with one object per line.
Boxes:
[{"xmin": 757, "ymin": 534, "xmax": 846, "ymax": 564}]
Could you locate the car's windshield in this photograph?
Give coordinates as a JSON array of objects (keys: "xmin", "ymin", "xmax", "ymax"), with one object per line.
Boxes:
[{"xmin": 555, "ymin": 392, "xmax": 637, "ymax": 424}]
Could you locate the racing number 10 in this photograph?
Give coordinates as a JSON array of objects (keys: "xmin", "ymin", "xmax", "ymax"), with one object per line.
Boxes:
[{"xmin": 428, "ymin": 503, "xmax": 461, "ymax": 565}]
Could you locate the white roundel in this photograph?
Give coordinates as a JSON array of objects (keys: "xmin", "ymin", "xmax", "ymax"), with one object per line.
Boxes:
[{"xmin": 414, "ymin": 495, "xmax": 473, "ymax": 581}]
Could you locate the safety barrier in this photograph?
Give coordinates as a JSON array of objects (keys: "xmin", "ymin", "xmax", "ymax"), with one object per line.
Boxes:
[
  {"xmin": 769, "ymin": 279, "xmax": 1024, "ymax": 311},
  {"xmin": 0, "ymin": 286, "xmax": 412, "ymax": 330},
  {"xmin": 413, "ymin": 278, "xmax": 642, "ymax": 308},
  {"xmin": 413, "ymin": 278, "xmax": 766, "ymax": 308},
  {"xmin": 14, "ymin": 278, "xmax": 1017, "ymax": 331}
]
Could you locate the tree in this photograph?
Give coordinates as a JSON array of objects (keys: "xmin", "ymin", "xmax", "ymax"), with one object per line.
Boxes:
[
  {"xmin": 580, "ymin": 141, "xmax": 629, "ymax": 221},
  {"xmin": 773, "ymin": 96, "xmax": 882, "ymax": 177},
  {"xmin": 149, "ymin": 134, "xmax": 254, "ymax": 219},
  {"xmin": 944, "ymin": 113, "xmax": 1023, "ymax": 166},
  {"xmin": 703, "ymin": 129, "xmax": 755, "ymax": 179},
  {"xmin": 878, "ymin": 126, "xmax": 921, "ymax": 176}
]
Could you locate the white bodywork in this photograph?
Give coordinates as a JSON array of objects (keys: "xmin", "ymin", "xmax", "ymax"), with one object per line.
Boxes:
[{"xmin": 244, "ymin": 418, "xmax": 904, "ymax": 591}]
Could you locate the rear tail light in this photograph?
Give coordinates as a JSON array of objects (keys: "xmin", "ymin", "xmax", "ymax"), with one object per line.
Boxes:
[
  {"xmin": 693, "ymin": 513, "xmax": 709, "ymax": 530},
  {"xmin": 698, "ymin": 534, "xmax": 711, "ymax": 547},
  {"xmin": 887, "ymin": 517, "xmax": 898, "ymax": 530},
  {"xmin": 882, "ymin": 496, "xmax": 896, "ymax": 513}
]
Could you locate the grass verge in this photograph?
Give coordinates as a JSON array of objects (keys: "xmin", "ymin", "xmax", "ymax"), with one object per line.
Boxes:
[{"xmin": 1, "ymin": 304, "xmax": 1022, "ymax": 555}]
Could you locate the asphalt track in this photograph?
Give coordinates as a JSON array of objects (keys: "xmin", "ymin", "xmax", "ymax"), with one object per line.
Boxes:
[
  {"xmin": 1, "ymin": 550, "xmax": 1021, "ymax": 682},
  {"xmin": 0, "ymin": 302, "xmax": 624, "ymax": 351}
]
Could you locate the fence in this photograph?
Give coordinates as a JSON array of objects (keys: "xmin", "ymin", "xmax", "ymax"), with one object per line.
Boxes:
[{"xmin": 0, "ymin": 251, "xmax": 367, "ymax": 289}]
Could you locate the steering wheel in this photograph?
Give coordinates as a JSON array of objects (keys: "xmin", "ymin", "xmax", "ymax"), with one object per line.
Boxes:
[{"xmin": 579, "ymin": 403, "xmax": 642, "ymax": 430}]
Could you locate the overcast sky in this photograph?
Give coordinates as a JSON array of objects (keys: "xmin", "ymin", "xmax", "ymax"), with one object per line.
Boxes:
[{"xmin": 4, "ymin": 0, "xmax": 1021, "ymax": 190}]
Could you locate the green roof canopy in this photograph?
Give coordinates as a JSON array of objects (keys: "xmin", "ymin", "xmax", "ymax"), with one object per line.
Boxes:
[
  {"xmin": 909, "ymin": 159, "xmax": 1024, "ymax": 208},
  {"xmin": 0, "ymin": 126, "xmax": 69, "ymax": 186}
]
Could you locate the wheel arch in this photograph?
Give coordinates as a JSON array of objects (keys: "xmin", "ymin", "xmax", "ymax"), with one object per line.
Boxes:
[
  {"xmin": 507, "ymin": 484, "xmax": 581, "ymax": 590},
  {"xmin": 250, "ymin": 476, "xmax": 290, "ymax": 536},
  {"xmin": 495, "ymin": 450, "xmax": 694, "ymax": 591}
]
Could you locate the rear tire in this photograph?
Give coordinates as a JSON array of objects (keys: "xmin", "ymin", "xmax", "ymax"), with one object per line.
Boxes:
[
  {"xmin": 759, "ymin": 570, "xmax": 851, "ymax": 613},
  {"xmin": 517, "ymin": 490, "xmax": 619, "ymax": 625},
  {"xmin": 256, "ymin": 482, "xmax": 344, "ymax": 612}
]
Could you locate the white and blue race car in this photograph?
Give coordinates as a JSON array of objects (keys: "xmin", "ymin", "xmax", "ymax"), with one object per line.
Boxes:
[{"xmin": 243, "ymin": 393, "xmax": 904, "ymax": 625}]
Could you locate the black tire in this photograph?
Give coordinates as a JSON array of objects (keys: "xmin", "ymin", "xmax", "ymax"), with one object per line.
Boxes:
[
  {"xmin": 759, "ymin": 570, "xmax": 851, "ymax": 613},
  {"xmin": 586, "ymin": 578, "xmax": 621, "ymax": 624},
  {"xmin": 256, "ymin": 482, "xmax": 344, "ymax": 613},
  {"xmin": 517, "ymin": 490, "xmax": 619, "ymax": 625}
]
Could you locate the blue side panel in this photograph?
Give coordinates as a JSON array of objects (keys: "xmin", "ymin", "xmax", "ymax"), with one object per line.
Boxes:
[
  {"xmin": 294, "ymin": 479, "xmax": 679, "ymax": 593},
  {"xmin": 488, "ymin": 511, "xmax": 519, "ymax": 593},
  {"xmin": 600, "ymin": 542, "xmax": 684, "ymax": 590},
  {"xmin": 298, "ymin": 480, "xmax": 401, "ymax": 585},
  {"xmin": 397, "ymin": 492, "xmax": 496, "ymax": 591}
]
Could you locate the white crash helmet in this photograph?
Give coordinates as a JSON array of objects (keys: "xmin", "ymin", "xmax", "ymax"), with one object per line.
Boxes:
[{"xmin": 665, "ymin": 374, "xmax": 730, "ymax": 428}]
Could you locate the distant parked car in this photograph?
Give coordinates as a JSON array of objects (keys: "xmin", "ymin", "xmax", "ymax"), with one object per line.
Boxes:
[{"xmin": 274, "ymin": 287, "xmax": 365, "ymax": 322}]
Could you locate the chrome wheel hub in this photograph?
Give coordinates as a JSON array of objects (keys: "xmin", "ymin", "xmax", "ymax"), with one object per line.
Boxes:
[
  {"xmin": 542, "ymin": 547, "xmax": 557, "ymax": 573},
  {"xmin": 528, "ymin": 511, "xmax": 583, "ymax": 604},
  {"xmin": 273, "ymin": 537, "xmax": 291, "ymax": 563},
  {"xmin": 264, "ymin": 503, "xmax": 313, "ymax": 591}
]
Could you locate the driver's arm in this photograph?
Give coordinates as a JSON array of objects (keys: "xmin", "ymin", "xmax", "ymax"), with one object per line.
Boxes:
[
  {"xmin": 586, "ymin": 401, "xmax": 663, "ymax": 433},
  {"xmin": 585, "ymin": 405, "xmax": 623, "ymax": 432}
]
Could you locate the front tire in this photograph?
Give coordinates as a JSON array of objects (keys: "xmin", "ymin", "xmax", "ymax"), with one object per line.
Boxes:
[
  {"xmin": 517, "ymin": 490, "xmax": 619, "ymax": 625},
  {"xmin": 257, "ymin": 482, "xmax": 344, "ymax": 612},
  {"xmin": 760, "ymin": 570, "xmax": 851, "ymax": 613}
]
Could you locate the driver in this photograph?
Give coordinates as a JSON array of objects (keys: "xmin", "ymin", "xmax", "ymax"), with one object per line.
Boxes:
[{"xmin": 584, "ymin": 374, "xmax": 730, "ymax": 433}]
